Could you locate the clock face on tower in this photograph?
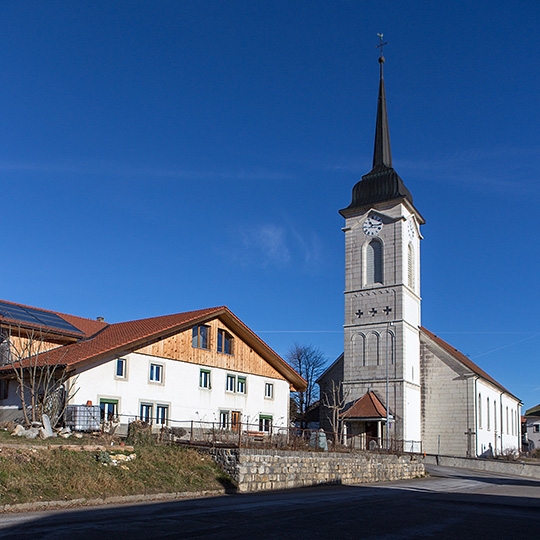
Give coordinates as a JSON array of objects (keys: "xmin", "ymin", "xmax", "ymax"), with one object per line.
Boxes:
[{"xmin": 363, "ymin": 215, "xmax": 383, "ymax": 236}]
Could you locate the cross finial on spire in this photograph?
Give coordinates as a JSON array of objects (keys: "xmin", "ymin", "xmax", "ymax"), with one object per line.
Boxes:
[{"xmin": 376, "ymin": 33, "xmax": 388, "ymax": 62}]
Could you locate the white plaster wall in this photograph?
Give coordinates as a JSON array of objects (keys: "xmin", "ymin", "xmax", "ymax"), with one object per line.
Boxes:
[
  {"xmin": 526, "ymin": 417, "xmax": 540, "ymax": 449},
  {"xmin": 404, "ymin": 384, "xmax": 421, "ymax": 451},
  {"xmin": 403, "ymin": 325, "xmax": 420, "ymax": 385},
  {"xmin": 403, "ymin": 292, "xmax": 420, "ymax": 330},
  {"xmin": 476, "ymin": 380, "xmax": 520, "ymax": 455},
  {"xmin": 70, "ymin": 352, "xmax": 290, "ymax": 429}
]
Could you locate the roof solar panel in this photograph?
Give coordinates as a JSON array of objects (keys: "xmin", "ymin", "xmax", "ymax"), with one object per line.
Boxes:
[{"xmin": 0, "ymin": 302, "xmax": 83, "ymax": 335}]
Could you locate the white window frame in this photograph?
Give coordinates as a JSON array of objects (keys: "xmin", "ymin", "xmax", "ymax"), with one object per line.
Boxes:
[
  {"xmin": 99, "ymin": 398, "xmax": 119, "ymax": 422},
  {"xmin": 226, "ymin": 374, "xmax": 236, "ymax": 393},
  {"xmin": 115, "ymin": 357, "xmax": 127, "ymax": 379},
  {"xmin": 149, "ymin": 362, "xmax": 164, "ymax": 384},
  {"xmin": 156, "ymin": 404, "xmax": 169, "ymax": 426},
  {"xmin": 265, "ymin": 382, "xmax": 274, "ymax": 399},
  {"xmin": 140, "ymin": 402, "xmax": 153, "ymax": 423},
  {"xmin": 259, "ymin": 415, "xmax": 272, "ymax": 433},
  {"xmin": 237, "ymin": 376, "xmax": 246, "ymax": 394},
  {"xmin": 219, "ymin": 410, "xmax": 230, "ymax": 429},
  {"xmin": 199, "ymin": 369, "xmax": 211, "ymax": 389}
]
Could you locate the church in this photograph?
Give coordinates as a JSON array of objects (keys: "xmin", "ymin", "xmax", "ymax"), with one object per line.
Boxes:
[{"xmin": 318, "ymin": 52, "xmax": 521, "ymax": 458}]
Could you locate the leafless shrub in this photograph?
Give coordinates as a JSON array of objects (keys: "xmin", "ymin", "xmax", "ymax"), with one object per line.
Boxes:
[{"xmin": 1, "ymin": 325, "xmax": 78, "ymax": 427}]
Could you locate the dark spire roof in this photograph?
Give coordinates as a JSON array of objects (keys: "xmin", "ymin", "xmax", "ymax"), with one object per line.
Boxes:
[
  {"xmin": 340, "ymin": 55, "xmax": 414, "ymax": 216},
  {"xmin": 373, "ymin": 57, "xmax": 393, "ymax": 170}
]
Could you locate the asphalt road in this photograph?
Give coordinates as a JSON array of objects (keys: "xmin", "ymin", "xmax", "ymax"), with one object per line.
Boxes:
[{"xmin": 0, "ymin": 464, "xmax": 539, "ymax": 539}]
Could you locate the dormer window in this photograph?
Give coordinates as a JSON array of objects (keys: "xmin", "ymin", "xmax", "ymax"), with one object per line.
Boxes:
[
  {"xmin": 217, "ymin": 329, "xmax": 233, "ymax": 355},
  {"xmin": 192, "ymin": 325, "xmax": 210, "ymax": 349}
]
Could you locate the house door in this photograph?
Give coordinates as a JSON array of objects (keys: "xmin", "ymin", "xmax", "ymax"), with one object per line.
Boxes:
[{"xmin": 231, "ymin": 411, "xmax": 241, "ymax": 431}]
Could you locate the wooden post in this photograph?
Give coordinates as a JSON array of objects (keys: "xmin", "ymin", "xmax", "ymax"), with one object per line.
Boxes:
[{"xmin": 190, "ymin": 420, "xmax": 193, "ymax": 444}]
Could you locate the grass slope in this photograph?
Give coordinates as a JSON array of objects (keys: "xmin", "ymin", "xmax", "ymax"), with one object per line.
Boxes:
[{"xmin": 0, "ymin": 438, "xmax": 231, "ymax": 505}]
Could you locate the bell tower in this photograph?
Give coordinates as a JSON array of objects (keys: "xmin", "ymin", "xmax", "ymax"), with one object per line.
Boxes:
[{"xmin": 340, "ymin": 45, "xmax": 425, "ymax": 449}]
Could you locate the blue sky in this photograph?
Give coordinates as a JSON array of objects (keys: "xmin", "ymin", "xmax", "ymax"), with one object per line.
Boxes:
[{"xmin": 1, "ymin": 1, "xmax": 539, "ymax": 409}]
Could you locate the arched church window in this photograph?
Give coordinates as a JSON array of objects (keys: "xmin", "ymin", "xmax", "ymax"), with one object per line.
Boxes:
[
  {"xmin": 478, "ymin": 394, "xmax": 482, "ymax": 429},
  {"xmin": 352, "ymin": 333, "xmax": 366, "ymax": 367},
  {"xmin": 383, "ymin": 330, "xmax": 394, "ymax": 366},
  {"xmin": 408, "ymin": 243, "xmax": 415, "ymax": 290},
  {"xmin": 367, "ymin": 332, "xmax": 380, "ymax": 366},
  {"xmin": 366, "ymin": 239, "xmax": 383, "ymax": 284}
]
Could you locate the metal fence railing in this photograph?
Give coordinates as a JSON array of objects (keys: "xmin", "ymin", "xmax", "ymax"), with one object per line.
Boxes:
[{"xmin": 65, "ymin": 406, "xmax": 422, "ymax": 455}]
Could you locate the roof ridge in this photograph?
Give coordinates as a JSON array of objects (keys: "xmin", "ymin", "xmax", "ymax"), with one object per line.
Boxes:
[
  {"xmin": 420, "ymin": 326, "xmax": 519, "ymax": 401},
  {"xmin": 111, "ymin": 306, "xmax": 227, "ymax": 326}
]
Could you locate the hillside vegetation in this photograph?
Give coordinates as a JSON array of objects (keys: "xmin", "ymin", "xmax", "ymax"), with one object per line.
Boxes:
[{"xmin": 0, "ymin": 431, "xmax": 231, "ymax": 506}]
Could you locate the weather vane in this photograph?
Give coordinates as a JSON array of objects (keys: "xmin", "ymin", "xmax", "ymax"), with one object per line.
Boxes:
[{"xmin": 376, "ymin": 33, "xmax": 388, "ymax": 59}]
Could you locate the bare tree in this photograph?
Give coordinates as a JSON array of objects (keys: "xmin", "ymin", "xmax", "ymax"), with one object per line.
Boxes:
[
  {"xmin": 287, "ymin": 343, "xmax": 326, "ymax": 428},
  {"xmin": 1, "ymin": 325, "xmax": 78, "ymax": 427},
  {"xmin": 321, "ymin": 380, "xmax": 349, "ymax": 445}
]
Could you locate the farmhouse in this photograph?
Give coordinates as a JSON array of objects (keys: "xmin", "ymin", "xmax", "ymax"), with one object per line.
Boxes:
[{"xmin": 0, "ymin": 299, "xmax": 306, "ymax": 433}]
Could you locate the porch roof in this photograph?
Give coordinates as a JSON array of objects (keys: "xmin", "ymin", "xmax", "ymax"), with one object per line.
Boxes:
[{"xmin": 341, "ymin": 391, "xmax": 387, "ymax": 420}]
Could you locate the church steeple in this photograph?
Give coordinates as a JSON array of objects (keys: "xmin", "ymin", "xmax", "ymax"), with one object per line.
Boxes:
[
  {"xmin": 372, "ymin": 55, "xmax": 392, "ymax": 170},
  {"xmin": 340, "ymin": 44, "xmax": 415, "ymax": 217}
]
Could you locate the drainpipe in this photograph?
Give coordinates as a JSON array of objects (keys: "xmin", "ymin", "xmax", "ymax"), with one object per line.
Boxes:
[{"xmin": 474, "ymin": 378, "xmax": 478, "ymax": 457}]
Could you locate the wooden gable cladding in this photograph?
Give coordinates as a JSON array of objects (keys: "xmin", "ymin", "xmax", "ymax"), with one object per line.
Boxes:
[
  {"xmin": 4, "ymin": 334, "xmax": 65, "ymax": 358},
  {"xmin": 134, "ymin": 318, "xmax": 287, "ymax": 381}
]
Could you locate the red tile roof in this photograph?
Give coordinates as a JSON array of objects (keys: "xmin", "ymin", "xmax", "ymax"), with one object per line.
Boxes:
[
  {"xmin": 421, "ymin": 326, "xmax": 518, "ymax": 399},
  {"xmin": 341, "ymin": 391, "xmax": 387, "ymax": 419},
  {"xmin": 30, "ymin": 307, "xmax": 226, "ymax": 368},
  {"xmin": 1, "ymin": 303, "xmax": 307, "ymax": 391}
]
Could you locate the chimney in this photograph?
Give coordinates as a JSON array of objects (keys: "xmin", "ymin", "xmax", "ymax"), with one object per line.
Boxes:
[{"xmin": 96, "ymin": 316, "xmax": 105, "ymax": 322}]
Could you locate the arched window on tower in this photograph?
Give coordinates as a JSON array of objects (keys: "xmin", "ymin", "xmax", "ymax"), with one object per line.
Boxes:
[
  {"xmin": 366, "ymin": 239, "xmax": 383, "ymax": 284},
  {"xmin": 352, "ymin": 333, "xmax": 366, "ymax": 367},
  {"xmin": 408, "ymin": 243, "xmax": 415, "ymax": 290}
]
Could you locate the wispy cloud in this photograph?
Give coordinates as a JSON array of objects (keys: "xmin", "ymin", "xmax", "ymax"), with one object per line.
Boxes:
[
  {"xmin": 223, "ymin": 223, "xmax": 323, "ymax": 271},
  {"xmin": 236, "ymin": 224, "xmax": 291, "ymax": 268},
  {"xmin": 0, "ymin": 159, "xmax": 295, "ymax": 182}
]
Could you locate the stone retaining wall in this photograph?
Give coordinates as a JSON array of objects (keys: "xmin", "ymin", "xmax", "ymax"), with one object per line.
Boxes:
[{"xmin": 204, "ymin": 448, "xmax": 424, "ymax": 492}]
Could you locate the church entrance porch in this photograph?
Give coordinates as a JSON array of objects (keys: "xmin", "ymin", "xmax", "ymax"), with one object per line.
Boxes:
[
  {"xmin": 340, "ymin": 391, "xmax": 390, "ymax": 450},
  {"xmin": 345, "ymin": 418, "xmax": 386, "ymax": 450}
]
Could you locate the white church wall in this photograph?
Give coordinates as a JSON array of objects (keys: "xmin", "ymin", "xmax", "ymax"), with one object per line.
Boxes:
[
  {"xmin": 403, "ymin": 292, "xmax": 420, "ymax": 329},
  {"xmin": 403, "ymin": 325, "xmax": 420, "ymax": 385},
  {"xmin": 403, "ymin": 384, "xmax": 422, "ymax": 451},
  {"xmin": 476, "ymin": 379, "xmax": 520, "ymax": 456}
]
